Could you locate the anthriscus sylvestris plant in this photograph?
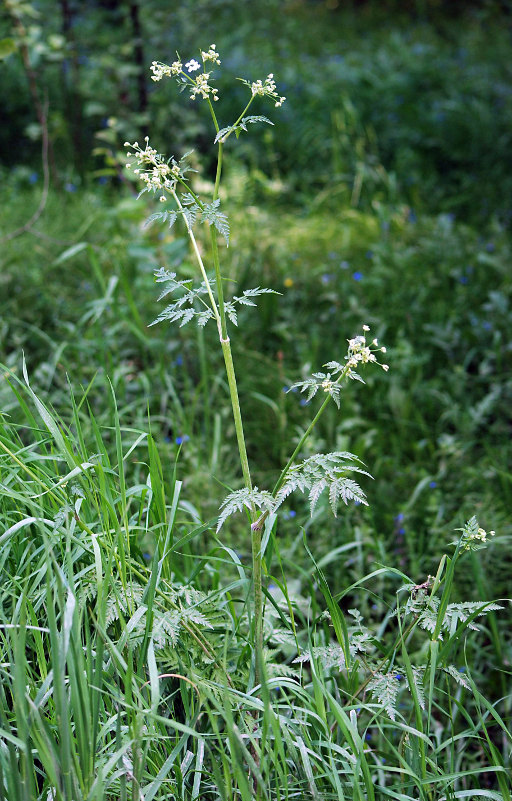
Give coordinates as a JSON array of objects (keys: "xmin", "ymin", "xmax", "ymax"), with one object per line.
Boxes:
[{"xmin": 125, "ymin": 45, "xmax": 388, "ymax": 684}]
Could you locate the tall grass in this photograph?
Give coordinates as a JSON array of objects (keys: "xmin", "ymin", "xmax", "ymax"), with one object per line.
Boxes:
[{"xmin": 1, "ymin": 11, "xmax": 511, "ymax": 799}]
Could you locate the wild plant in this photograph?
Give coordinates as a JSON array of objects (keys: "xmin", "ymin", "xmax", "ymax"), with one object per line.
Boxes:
[
  {"xmin": 1, "ymin": 42, "xmax": 509, "ymax": 801},
  {"xmin": 124, "ymin": 45, "xmax": 389, "ymax": 685},
  {"xmin": 120, "ymin": 47, "xmax": 511, "ymax": 798}
]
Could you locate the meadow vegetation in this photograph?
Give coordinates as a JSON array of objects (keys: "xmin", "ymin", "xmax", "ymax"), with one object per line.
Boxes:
[{"xmin": 0, "ymin": 1, "xmax": 511, "ymax": 798}]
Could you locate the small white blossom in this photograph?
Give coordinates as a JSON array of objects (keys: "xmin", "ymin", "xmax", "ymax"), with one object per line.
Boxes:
[
  {"xmin": 185, "ymin": 59, "xmax": 201, "ymax": 73},
  {"xmin": 346, "ymin": 326, "xmax": 388, "ymax": 372},
  {"xmin": 125, "ymin": 136, "xmax": 182, "ymax": 193},
  {"xmin": 150, "ymin": 59, "xmax": 182, "ymax": 81},
  {"xmin": 248, "ymin": 72, "xmax": 286, "ymax": 108},
  {"xmin": 460, "ymin": 519, "xmax": 496, "ymax": 551},
  {"xmin": 251, "ymin": 73, "xmax": 276, "ymax": 97},
  {"xmin": 190, "ymin": 72, "xmax": 219, "ymax": 101},
  {"xmin": 201, "ymin": 44, "xmax": 221, "ymax": 65}
]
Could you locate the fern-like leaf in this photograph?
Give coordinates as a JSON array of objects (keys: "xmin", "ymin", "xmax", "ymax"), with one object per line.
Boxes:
[
  {"xmin": 214, "ymin": 115, "xmax": 274, "ymax": 144},
  {"xmin": 294, "ymin": 644, "xmax": 347, "ymax": 671},
  {"xmin": 143, "ymin": 211, "xmax": 170, "ymax": 229},
  {"xmin": 274, "ymin": 452, "xmax": 371, "ymax": 516},
  {"xmin": 367, "ymin": 672, "xmax": 401, "ymax": 721},
  {"xmin": 415, "ymin": 596, "xmax": 503, "ymax": 639},
  {"xmin": 217, "ymin": 487, "xmax": 275, "ymax": 531},
  {"xmin": 201, "ymin": 198, "xmax": 230, "ymax": 245},
  {"xmin": 443, "ymin": 664, "xmax": 471, "ymax": 690},
  {"xmin": 410, "ymin": 666, "xmax": 426, "ymax": 709},
  {"xmin": 151, "ymin": 270, "xmax": 215, "ymax": 328},
  {"xmin": 328, "ymin": 477, "xmax": 368, "ymax": 514}
]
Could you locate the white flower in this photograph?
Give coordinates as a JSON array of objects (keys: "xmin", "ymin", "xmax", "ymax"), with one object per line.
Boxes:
[
  {"xmin": 346, "ymin": 326, "xmax": 389, "ymax": 373},
  {"xmin": 190, "ymin": 72, "xmax": 219, "ymax": 101},
  {"xmin": 201, "ymin": 44, "xmax": 221, "ymax": 65},
  {"xmin": 125, "ymin": 137, "xmax": 183, "ymax": 193},
  {"xmin": 251, "ymin": 73, "xmax": 276, "ymax": 97},
  {"xmin": 150, "ymin": 59, "xmax": 182, "ymax": 81},
  {"xmin": 185, "ymin": 59, "xmax": 201, "ymax": 73}
]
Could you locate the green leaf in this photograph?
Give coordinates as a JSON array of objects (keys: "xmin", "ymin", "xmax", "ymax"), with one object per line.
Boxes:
[
  {"xmin": 201, "ymin": 199, "xmax": 229, "ymax": 245},
  {"xmin": 0, "ymin": 38, "xmax": 17, "ymax": 60},
  {"xmin": 217, "ymin": 487, "xmax": 274, "ymax": 531},
  {"xmin": 214, "ymin": 115, "xmax": 274, "ymax": 144}
]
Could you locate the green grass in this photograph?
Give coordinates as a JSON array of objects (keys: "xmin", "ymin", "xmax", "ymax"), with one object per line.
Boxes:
[
  {"xmin": 1, "ymin": 4, "xmax": 512, "ymax": 796},
  {"xmin": 0, "ymin": 372, "xmax": 510, "ymax": 799}
]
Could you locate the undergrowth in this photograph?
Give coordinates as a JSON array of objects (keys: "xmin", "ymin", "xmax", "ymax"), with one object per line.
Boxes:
[{"xmin": 0, "ymin": 16, "xmax": 511, "ymax": 801}]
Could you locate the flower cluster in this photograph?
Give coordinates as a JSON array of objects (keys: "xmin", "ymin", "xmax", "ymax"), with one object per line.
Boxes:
[
  {"xmin": 124, "ymin": 137, "xmax": 182, "ymax": 200},
  {"xmin": 150, "ymin": 59, "xmax": 182, "ymax": 81},
  {"xmin": 185, "ymin": 59, "xmax": 201, "ymax": 73},
  {"xmin": 201, "ymin": 43, "xmax": 221, "ymax": 65},
  {"xmin": 250, "ymin": 73, "xmax": 286, "ymax": 107},
  {"xmin": 462, "ymin": 525, "xmax": 495, "ymax": 551},
  {"xmin": 190, "ymin": 72, "xmax": 219, "ymax": 102},
  {"xmin": 347, "ymin": 326, "xmax": 389, "ymax": 371}
]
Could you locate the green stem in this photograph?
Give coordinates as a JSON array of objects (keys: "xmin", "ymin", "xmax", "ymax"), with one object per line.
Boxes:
[
  {"xmin": 254, "ymin": 365, "xmax": 353, "ymax": 532},
  {"xmin": 205, "ymin": 110, "xmax": 264, "ymax": 682},
  {"xmin": 271, "ymin": 393, "xmax": 332, "ymax": 499},
  {"xmin": 171, "ymin": 189, "xmax": 222, "ymax": 337},
  {"xmin": 220, "ymin": 338, "xmax": 253, "ymax": 500}
]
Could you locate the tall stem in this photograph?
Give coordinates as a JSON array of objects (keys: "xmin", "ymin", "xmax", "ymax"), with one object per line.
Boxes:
[{"xmin": 203, "ymin": 107, "xmax": 264, "ymax": 682}]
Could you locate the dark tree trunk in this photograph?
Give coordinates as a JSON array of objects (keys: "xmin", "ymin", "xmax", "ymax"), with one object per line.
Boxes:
[
  {"xmin": 60, "ymin": 0, "xmax": 85, "ymax": 177},
  {"xmin": 129, "ymin": 0, "xmax": 148, "ymax": 139}
]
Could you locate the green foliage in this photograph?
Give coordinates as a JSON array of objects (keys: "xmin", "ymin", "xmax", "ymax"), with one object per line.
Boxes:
[
  {"xmin": 275, "ymin": 451, "xmax": 371, "ymax": 515},
  {"xmin": 1, "ymin": 6, "xmax": 511, "ymax": 799},
  {"xmin": 215, "ymin": 114, "xmax": 274, "ymax": 144}
]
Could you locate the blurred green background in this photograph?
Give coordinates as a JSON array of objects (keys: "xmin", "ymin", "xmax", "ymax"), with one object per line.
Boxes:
[{"xmin": 1, "ymin": 0, "xmax": 511, "ymax": 606}]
